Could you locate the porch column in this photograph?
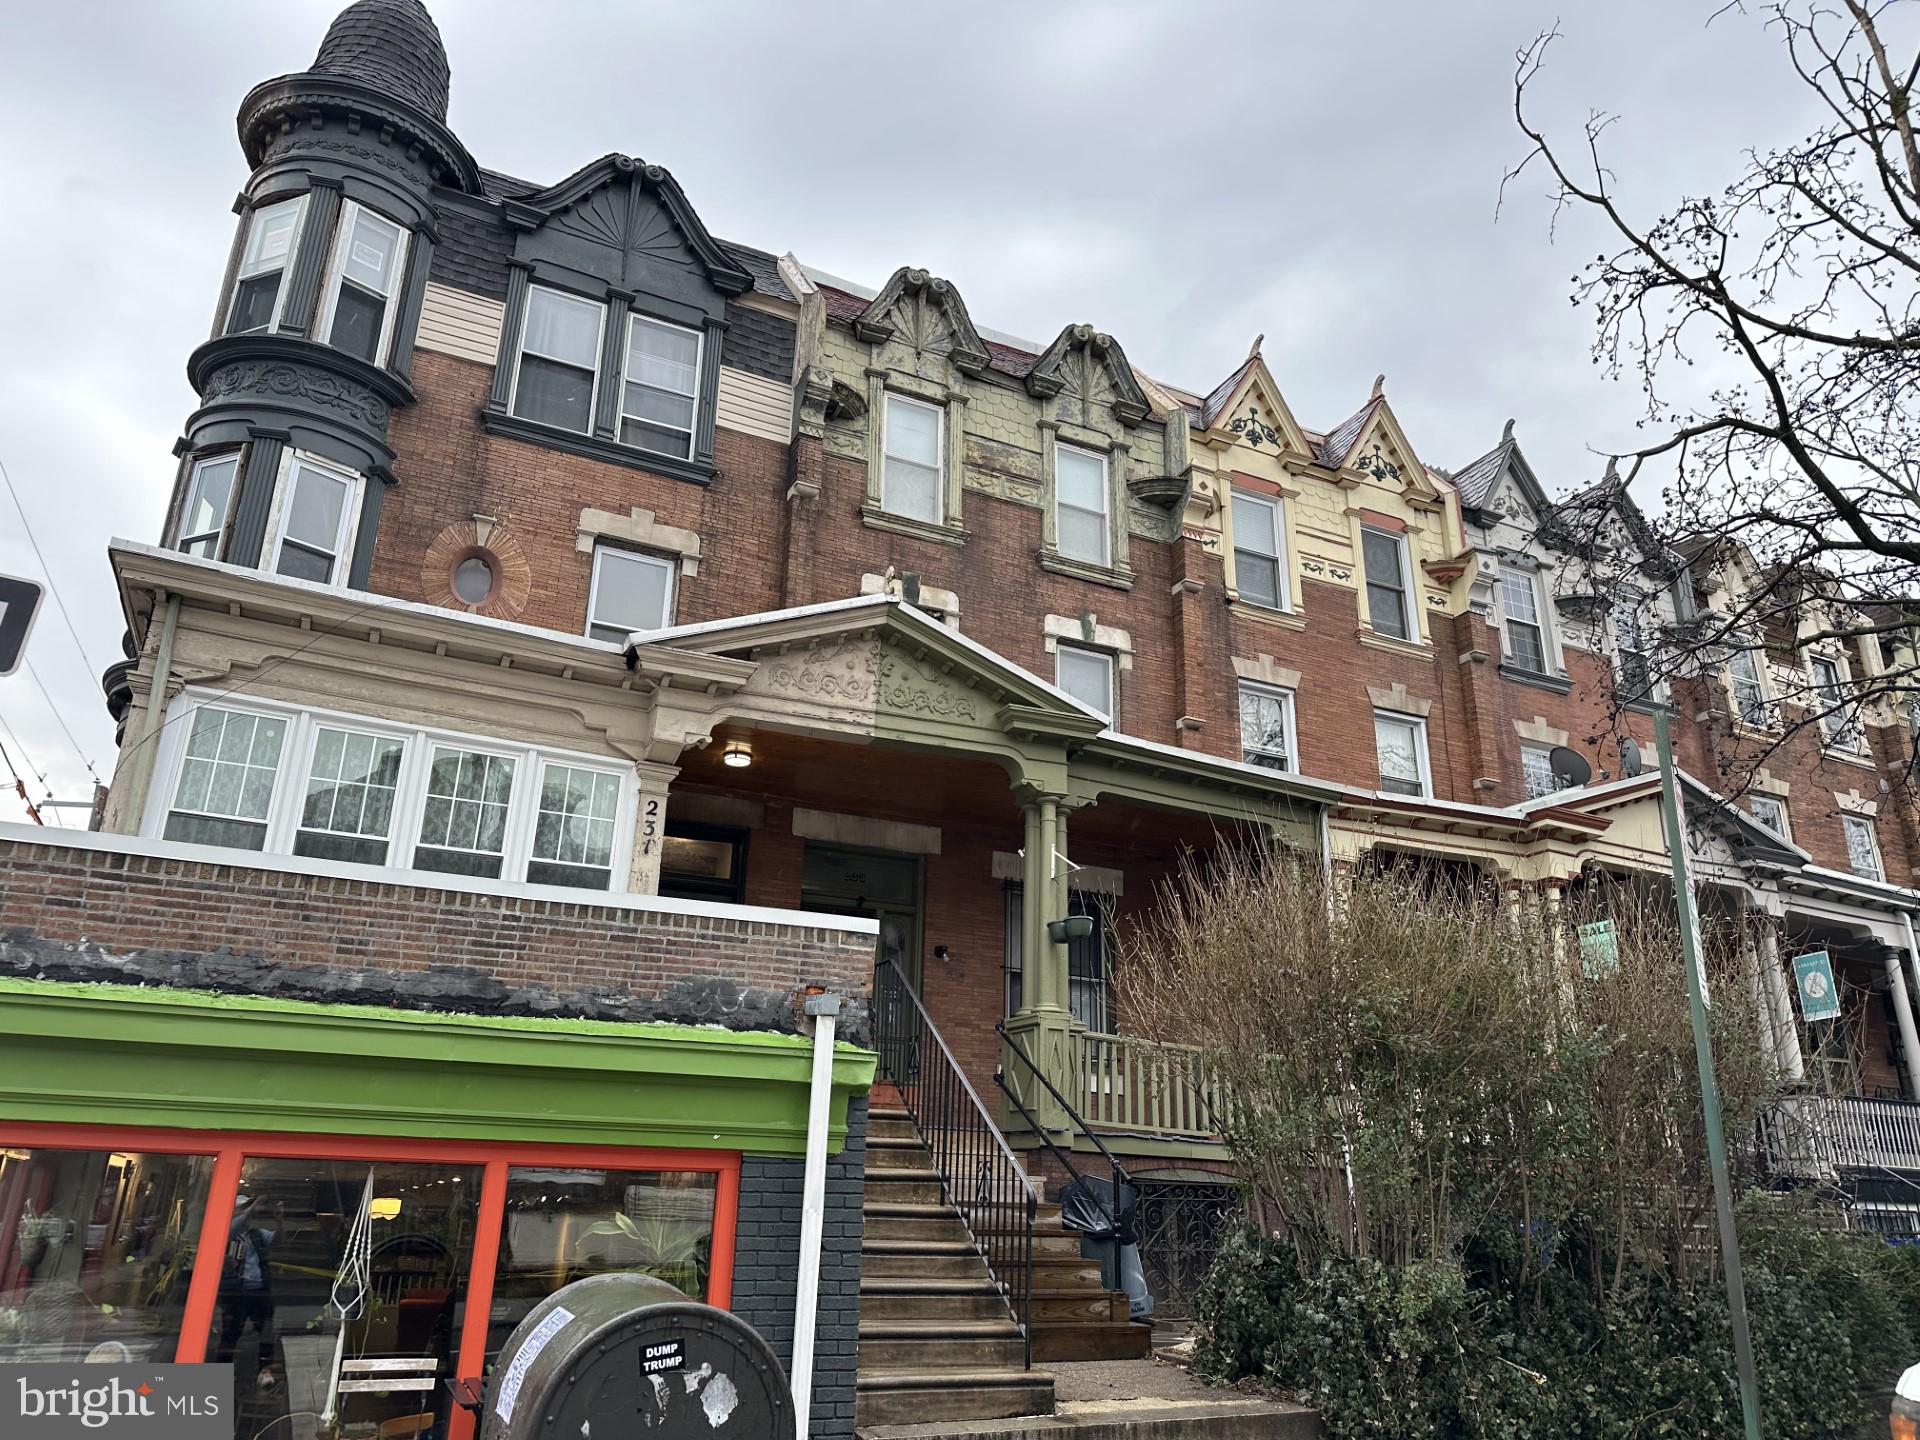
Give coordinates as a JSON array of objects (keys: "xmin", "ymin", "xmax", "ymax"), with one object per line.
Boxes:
[
  {"xmin": 1002, "ymin": 789, "xmax": 1076, "ymax": 1136},
  {"xmin": 626, "ymin": 760, "xmax": 679, "ymax": 896},
  {"xmin": 1739, "ymin": 911, "xmax": 1781, "ymax": 1073},
  {"xmin": 1883, "ymin": 943, "xmax": 1920, "ymax": 1102},
  {"xmin": 1755, "ymin": 918, "xmax": 1806, "ymax": 1083}
]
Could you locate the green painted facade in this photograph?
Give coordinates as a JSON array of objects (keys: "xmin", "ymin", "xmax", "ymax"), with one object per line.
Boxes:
[{"xmin": 0, "ymin": 977, "xmax": 875, "ymax": 1156}]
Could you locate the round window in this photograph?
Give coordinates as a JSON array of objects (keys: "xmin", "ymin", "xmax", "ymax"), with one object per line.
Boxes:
[{"xmin": 453, "ymin": 554, "xmax": 496, "ymax": 605}]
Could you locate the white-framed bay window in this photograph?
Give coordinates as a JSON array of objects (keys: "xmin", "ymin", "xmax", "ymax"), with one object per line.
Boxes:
[
  {"xmin": 620, "ymin": 313, "xmax": 702, "ymax": 459},
  {"xmin": 881, "ymin": 393, "xmax": 944, "ymax": 524},
  {"xmin": 146, "ymin": 690, "xmax": 637, "ymax": 893},
  {"xmin": 266, "ymin": 451, "xmax": 363, "ymax": 586},
  {"xmin": 1727, "ymin": 644, "xmax": 1770, "ymax": 728},
  {"xmin": 1230, "ymin": 488, "xmax": 1288, "ymax": 611},
  {"xmin": 316, "ymin": 200, "xmax": 409, "ymax": 365},
  {"xmin": 512, "ymin": 285, "xmax": 605, "ymax": 434},
  {"xmin": 176, "ymin": 452, "xmax": 242, "ymax": 558},
  {"xmin": 1810, "ymin": 653, "xmax": 1863, "ymax": 750},
  {"xmin": 226, "ymin": 194, "xmax": 308, "ymax": 336},
  {"xmin": 1054, "ymin": 443, "xmax": 1110, "ymax": 566}
]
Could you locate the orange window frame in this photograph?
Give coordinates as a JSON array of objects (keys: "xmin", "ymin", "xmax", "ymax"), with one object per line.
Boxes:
[{"xmin": 0, "ymin": 1122, "xmax": 742, "ymax": 1440}]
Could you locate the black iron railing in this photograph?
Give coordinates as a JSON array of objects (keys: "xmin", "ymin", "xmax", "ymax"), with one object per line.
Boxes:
[
  {"xmin": 873, "ymin": 959, "xmax": 1036, "ymax": 1367},
  {"xmin": 996, "ymin": 1021, "xmax": 1134, "ymax": 1238}
]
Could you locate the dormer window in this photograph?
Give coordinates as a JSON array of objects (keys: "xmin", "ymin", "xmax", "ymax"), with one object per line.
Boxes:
[
  {"xmin": 267, "ymin": 453, "xmax": 363, "ymax": 586},
  {"xmin": 1613, "ymin": 594, "xmax": 1652, "ymax": 703},
  {"xmin": 882, "ymin": 394, "xmax": 944, "ymax": 524},
  {"xmin": 177, "ymin": 453, "xmax": 241, "ymax": 559},
  {"xmin": 512, "ymin": 286, "xmax": 604, "ymax": 434},
  {"xmin": 226, "ymin": 195, "xmax": 307, "ymax": 336},
  {"xmin": 620, "ymin": 315, "xmax": 701, "ymax": 459},
  {"xmin": 317, "ymin": 201, "xmax": 408, "ymax": 365}
]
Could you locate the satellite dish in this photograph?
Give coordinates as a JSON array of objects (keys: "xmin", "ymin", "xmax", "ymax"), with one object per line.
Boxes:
[
  {"xmin": 1619, "ymin": 738, "xmax": 1644, "ymax": 778},
  {"xmin": 1548, "ymin": 745, "xmax": 1593, "ymax": 792}
]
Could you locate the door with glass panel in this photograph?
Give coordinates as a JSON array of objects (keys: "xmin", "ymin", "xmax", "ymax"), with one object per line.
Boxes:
[{"xmin": 800, "ymin": 845, "xmax": 922, "ymax": 993}]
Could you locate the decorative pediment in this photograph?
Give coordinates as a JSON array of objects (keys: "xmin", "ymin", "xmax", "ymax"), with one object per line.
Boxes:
[
  {"xmin": 1025, "ymin": 324, "xmax": 1150, "ymax": 426},
  {"xmin": 852, "ymin": 268, "xmax": 990, "ymax": 374},
  {"xmin": 1335, "ymin": 399, "xmax": 1441, "ymax": 509},
  {"xmin": 1195, "ymin": 354, "xmax": 1312, "ymax": 457},
  {"xmin": 501, "ymin": 153, "xmax": 752, "ymax": 296}
]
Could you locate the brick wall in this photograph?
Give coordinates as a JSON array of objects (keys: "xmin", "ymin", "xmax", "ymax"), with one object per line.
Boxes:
[
  {"xmin": 0, "ymin": 833, "xmax": 875, "ymax": 1036},
  {"xmin": 733, "ymin": 1097, "xmax": 866, "ymax": 1440}
]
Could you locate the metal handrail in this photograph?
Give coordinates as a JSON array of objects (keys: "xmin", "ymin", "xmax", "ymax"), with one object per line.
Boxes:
[
  {"xmin": 873, "ymin": 960, "xmax": 1036, "ymax": 1368},
  {"xmin": 997, "ymin": 1022, "xmax": 1133, "ymax": 1238}
]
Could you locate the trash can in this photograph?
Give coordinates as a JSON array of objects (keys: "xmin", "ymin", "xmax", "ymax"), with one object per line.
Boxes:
[{"xmin": 1057, "ymin": 1175, "xmax": 1153, "ymax": 1321}]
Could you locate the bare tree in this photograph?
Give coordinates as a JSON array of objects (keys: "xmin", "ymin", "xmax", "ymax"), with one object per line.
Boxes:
[{"xmin": 1505, "ymin": 3, "xmax": 1920, "ymax": 801}]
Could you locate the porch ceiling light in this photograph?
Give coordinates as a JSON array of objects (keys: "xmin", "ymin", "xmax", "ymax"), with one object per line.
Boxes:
[{"xmin": 722, "ymin": 740, "xmax": 753, "ymax": 769}]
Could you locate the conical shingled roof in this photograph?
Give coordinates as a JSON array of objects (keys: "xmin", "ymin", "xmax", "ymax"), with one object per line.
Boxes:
[{"xmin": 313, "ymin": 0, "xmax": 451, "ymax": 122}]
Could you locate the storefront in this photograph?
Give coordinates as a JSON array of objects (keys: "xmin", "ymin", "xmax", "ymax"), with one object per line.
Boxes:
[{"xmin": 0, "ymin": 975, "xmax": 873, "ymax": 1440}]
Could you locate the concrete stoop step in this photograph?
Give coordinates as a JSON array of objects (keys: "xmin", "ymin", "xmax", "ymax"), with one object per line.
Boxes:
[
  {"xmin": 856, "ymin": 1396, "xmax": 1323, "ymax": 1440},
  {"xmin": 856, "ymin": 1103, "xmax": 1154, "ymax": 1428}
]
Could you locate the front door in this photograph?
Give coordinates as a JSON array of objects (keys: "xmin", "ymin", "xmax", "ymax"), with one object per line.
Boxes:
[{"xmin": 800, "ymin": 844, "xmax": 923, "ymax": 995}]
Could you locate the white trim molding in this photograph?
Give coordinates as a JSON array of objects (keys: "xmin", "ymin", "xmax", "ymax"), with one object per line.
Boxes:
[{"xmin": 575, "ymin": 505, "xmax": 702, "ymax": 577}]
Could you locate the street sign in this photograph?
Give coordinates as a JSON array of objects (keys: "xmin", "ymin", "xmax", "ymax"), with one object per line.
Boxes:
[
  {"xmin": 0, "ymin": 573, "xmax": 44, "ymax": 678},
  {"xmin": 1578, "ymin": 919, "xmax": 1619, "ymax": 979},
  {"xmin": 1794, "ymin": 950, "xmax": 1842, "ymax": 1023}
]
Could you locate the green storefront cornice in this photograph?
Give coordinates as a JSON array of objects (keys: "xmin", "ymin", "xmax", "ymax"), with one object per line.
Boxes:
[{"xmin": 0, "ymin": 977, "xmax": 875, "ymax": 1156}]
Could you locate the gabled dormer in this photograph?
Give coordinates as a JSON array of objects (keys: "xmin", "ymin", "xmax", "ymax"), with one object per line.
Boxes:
[
  {"xmin": 479, "ymin": 152, "xmax": 752, "ymax": 486},
  {"xmin": 1450, "ymin": 420, "xmax": 1569, "ymax": 686}
]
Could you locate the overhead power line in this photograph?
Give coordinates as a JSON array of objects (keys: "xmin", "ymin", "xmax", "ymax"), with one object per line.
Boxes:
[{"xmin": 0, "ymin": 454, "xmax": 108, "ymax": 683}]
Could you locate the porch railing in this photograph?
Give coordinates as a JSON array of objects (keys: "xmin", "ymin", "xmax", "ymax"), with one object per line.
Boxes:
[
  {"xmin": 872, "ymin": 959, "xmax": 1036, "ymax": 1367},
  {"xmin": 1071, "ymin": 1030, "xmax": 1227, "ymax": 1140},
  {"xmin": 1761, "ymin": 1093, "xmax": 1920, "ymax": 1177}
]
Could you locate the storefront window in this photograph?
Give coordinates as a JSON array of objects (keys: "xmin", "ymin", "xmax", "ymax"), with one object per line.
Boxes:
[
  {"xmin": 206, "ymin": 1157, "xmax": 480, "ymax": 1440},
  {"xmin": 0, "ymin": 1147, "xmax": 213, "ymax": 1363},
  {"xmin": 487, "ymin": 1168, "xmax": 717, "ymax": 1364}
]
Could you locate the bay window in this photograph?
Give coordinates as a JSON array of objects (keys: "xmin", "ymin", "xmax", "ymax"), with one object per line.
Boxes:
[
  {"xmin": 1362, "ymin": 526, "xmax": 1414, "ymax": 641},
  {"xmin": 512, "ymin": 286, "xmax": 603, "ymax": 433},
  {"xmin": 1373, "ymin": 711, "xmax": 1430, "ymax": 797},
  {"xmin": 1231, "ymin": 489, "xmax": 1287, "ymax": 610},
  {"xmin": 316, "ymin": 200, "xmax": 408, "ymax": 365},
  {"xmin": 881, "ymin": 394, "xmax": 943, "ymax": 524},
  {"xmin": 225, "ymin": 195, "xmax": 307, "ymax": 336},
  {"xmin": 587, "ymin": 545, "xmax": 677, "ymax": 643},
  {"xmin": 152, "ymin": 695, "xmax": 636, "ymax": 892},
  {"xmin": 620, "ymin": 315, "xmax": 702, "ymax": 458},
  {"xmin": 1498, "ymin": 567, "xmax": 1547, "ymax": 674},
  {"xmin": 268, "ymin": 453, "xmax": 362, "ymax": 586},
  {"xmin": 177, "ymin": 452, "xmax": 241, "ymax": 558},
  {"xmin": 163, "ymin": 706, "xmax": 288, "ymax": 850},
  {"xmin": 414, "ymin": 746, "xmax": 517, "ymax": 879},
  {"xmin": 1054, "ymin": 444, "xmax": 1110, "ymax": 566}
]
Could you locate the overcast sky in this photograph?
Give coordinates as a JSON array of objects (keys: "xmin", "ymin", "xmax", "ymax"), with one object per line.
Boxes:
[{"xmin": 0, "ymin": 0, "xmax": 1814, "ymax": 822}]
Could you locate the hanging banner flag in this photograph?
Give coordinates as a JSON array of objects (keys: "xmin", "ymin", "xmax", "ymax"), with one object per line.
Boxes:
[{"xmin": 1794, "ymin": 950, "xmax": 1841, "ymax": 1024}]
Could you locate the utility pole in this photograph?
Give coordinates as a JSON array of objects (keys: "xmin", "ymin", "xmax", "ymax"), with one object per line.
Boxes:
[{"xmin": 1654, "ymin": 705, "xmax": 1763, "ymax": 1440}]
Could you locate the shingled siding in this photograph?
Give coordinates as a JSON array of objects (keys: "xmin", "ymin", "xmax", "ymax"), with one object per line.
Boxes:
[
  {"xmin": 733, "ymin": 1097, "xmax": 867, "ymax": 1440},
  {"xmin": 0, "ymin": 830, "xmax": 876, "ymax": 1037}
]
